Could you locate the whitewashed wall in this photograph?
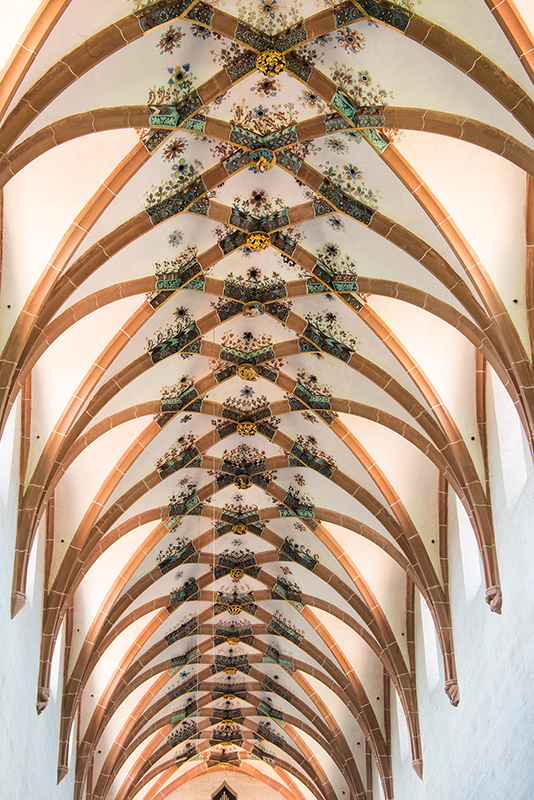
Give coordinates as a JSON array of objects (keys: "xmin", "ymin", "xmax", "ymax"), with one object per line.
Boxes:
[
  {"xmin": 391, "ymin": 368, "xmax": 534, "ymax": 800},
  {"xmin": 0, "ymin": 399, "xmax": 75, "ymax": 800}
]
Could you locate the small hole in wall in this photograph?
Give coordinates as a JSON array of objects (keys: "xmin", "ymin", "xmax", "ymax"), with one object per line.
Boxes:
[
  {"xmin": 376, "ymin": 697, "xmax": 380, "ymax": 701},
  {"xmin": 357, "ymin": 742, "xmax": 361, "ymax": 745},
  {"xmin": 401, "ymin": 632, "xmax": 405, "ymax": 635},
  {"xmin": 98, "ymin": 751, "xmax": 101, "ymax": 754},
  {"xmin": 60, "ymin": 539, "xmax": 64, "ymax": 543},
  {"xmin": 513, "ymin": 299, "xmax": 518, "ymax": 303},
  {"xmin": 471, "ymin": 436, "xmax": 475, "ymax": 441},
  {"xmin": 431, "ymin": 539, "xmax": 435, "ymax": 543},
  {"xmin": 76, "ymin": 629, "xmax": 79, "ymax": 633},
  {"xmin": 36, "ymin": 435, "xmax": 40, "ymax": 439},
  {"xmin": 91, "ymin": 694, "xmax": 94, "ymax": 698},
  {"xmin": 7, "ymin": 305, "xmax": 10, "ymax": 308}
]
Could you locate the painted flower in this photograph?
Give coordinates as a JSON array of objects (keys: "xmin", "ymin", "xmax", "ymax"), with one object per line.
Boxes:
[
  {"xmin": 259, "ymin": 0, "xmax": 278, "ymax": 18},
  {"xmin": 191, "ymin": 23, "xmax": 211, "ymax": 39},
  {"xmin": 171, "ymin": 158, "xmax": 191, "ymax": 179},
  {"xmin": 343, "ymin": 130, "xmax": 363, "ymax": 144},
  {"xmin": 313, "ymin": 33, "xmax": 332, "ymax": 46},
  {"xmin": 168, "ymin": 62, "xmax": 191, "ymax": 89},
  {"xmin": 163, "ymin": 137, "xmax": 187, "ymax": 160},
  {"xmin": 301, "ymin": 89, "xmax": 322, "ymax": 108},
  {"xmin": 358, "ymin": 70, "xmax": 371, "ymax": 85},
  {"xmin": 252, "ymin": 104, "xmax": 269, "ymax": 120},
  {"xmin": 241, "ymin": 385, "xmax": 255, "ymax": 397},
  {"xmin": 250, "ymin": 189, "xmax": 267, "ymax": 208},
  {"xmin": 158, "ymin": 26, "xmax": 182, "ymax": 54},
  {"xmin": 294, "ymin": 473, "xmax": 306, "ymax": 486},
  {"xmin": 253, "ymin": 77, "xmax": 280, "ymax": 97},
  {"xmin": 174, "ymin": 305, "xmax": 189, "ymax": 319},
  {"xmin": 343, "ymin": 163, "xmax": 362, "ymax": 180},
  {"xmin": 247, "ymin": 267, "xmax": 262, "ymax": 281},
  {"xmin": 326, "ymin": 137, "xmax": 348, "ymax": 154},
  {"xmin": 169, "ymin": 229, "xmax": 184, "ymax": 247},
  {"xmin": 324, "ymin": 243, "xmax": 340, "ymax": 259},
  {"xmin": 336, "ymin": 28, "xmax": 365, "ymax": 54},
  {"xmin": 327, "ymin": 216, "xmax": 344, "ymax": 231},
  {"xmin": 331, "ymin": 64, "xmax": 353, "ymax": 86},
  {"xmin": 322, "ymin": 164, "xmax": 337, "ymax": 182},
  {"xmin": 233, "ymin": 493, "xmax": 244, "ymax": 502}
]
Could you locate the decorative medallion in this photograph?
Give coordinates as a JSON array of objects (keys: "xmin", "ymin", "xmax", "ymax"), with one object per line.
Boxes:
[
  {"xmin": 256, "ymin": 50, "xmax": 286, "ymax": 76},
  {"xmin": 232, "ymin": 523, "xmax": 248, "ymax": 534},
  {"xmin": 228, "ymin": 605, "xmax": 242, "ymax": 615},
  {"xmin": 251, "ymin": 149, "xmax": 276, "ymax": 172},
  {"xmin": 237, "ymin": 365, "xmax": 258, "ymax": 381},
  {"xmin": 223, "ymin": 694, "xmax": 235, "ymax": 700},
  {"xmin": 230, "ymin": 568, "xmax": 245, "ymax": 582},
  {"xmin": 246, "ymin": 232, "xmax": 270, "ymax": 251},
  {"xmin": 237, "ymin": 421, "xmax": 257, "ymax": 436},
  {"xmin": 243, "ymin": 301, "xmax": 265, "ymax": 317},
  {"xmin": 234, "ymin": 475, "xmax": 253, "ymax": 489},
  {"xmin": 227, "ymin": 636, "xmax": 240, "ymax": 645},
  {"xmin": 225, "ymin": 666, "xmax": 238, "ymax": 673}
]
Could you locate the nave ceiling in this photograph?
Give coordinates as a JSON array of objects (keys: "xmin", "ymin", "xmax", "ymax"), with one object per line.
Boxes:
[{"xmin": 1, "ymin": 0, "xmax": 534, "ymax": 799}]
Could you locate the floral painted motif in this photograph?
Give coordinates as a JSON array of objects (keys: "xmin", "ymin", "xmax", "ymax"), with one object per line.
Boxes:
[
  {"xmin": 169, "ymin": 230, "xmax": 184, "ymax": 247},
  {"xmin": 157, "ymin": 26, "xmax": 183, "ymax": 55},
  {"xmin": 168, "ymin": 62, "xmax": 192, "ymax": 91},
  {"xmin": 300, "ymin": 90, "xmax": 328, "ymax": 113},
  {"xmin": 162, "ymin": 137, "xmax": 187, "ymax": 161},
  {"xmin": 232, "ymin": 0, "xmax": 304, "ymax": 35},
  {"xmin": 343, "ymin": 163, "xmax": 362, "ymax": 180},
  {"xmin": 251, "ymin": 77, "xmax": 281, "ymax": 98},
  {"xmin": 154, "ymin": 245, "xmax": 198, "ymax": 276},
  {"xmin": 258, "ymin": 0, "xmax": 279, "ymax": 20},
  {"xmin": 191, "ymin": 23, "xmax": 222, "ymax": 39},
  {"xmin": 326, "ymin": 137, "xmax": 349, "ymax": 155},
  {"xmin": 326, "ymin": 216, "xmax": 344, "ymax": 231},
  {"xmin": 330, "ymin": 61, "xmax": 393, "ymax": 106},
  {"xmin": 320, "ymin": 160, "xmax": 380, "ymax": 209},
  {"xmin": 211, "ymin": 41, "xmax": 248, "ymax": 71},
  {"xmin": 304, "ymin": 309, "xmax": 359, "ymax": 352},
  {"xmin": 143, "ymin": 157, "xmax": 203, "ymax": 209},
  {"xmin": 335, "ymin": 27, "xmax": 365, "ymax": 54},
  {"xmin": 230, "ymin": 100, "xmax": 298, "ymax": 135},
  {"xmin": 147, "ymin": 62, "xmax": 197, "ymax": 107},
  {"xmin": 313, "ymin": 33, "xmax": 333, "ymax": 47}
]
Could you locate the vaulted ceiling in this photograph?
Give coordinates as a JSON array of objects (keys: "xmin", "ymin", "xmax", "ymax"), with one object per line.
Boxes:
[{"xmin": 1, "ymin": 1, "xmax": 534, "ymax": 799}]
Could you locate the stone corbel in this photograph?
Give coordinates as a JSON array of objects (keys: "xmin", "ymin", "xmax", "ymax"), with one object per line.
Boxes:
[
  {"xmin": 485, "ymin": 585, "xmax": 502, "ymax": 614},
  {"xmin": 36, "ymin": 687, "xmax": 49, "ymax": 714},
  {"xmin": 444, "ymin": 679, "xmax": 460, "ymax": 706}
]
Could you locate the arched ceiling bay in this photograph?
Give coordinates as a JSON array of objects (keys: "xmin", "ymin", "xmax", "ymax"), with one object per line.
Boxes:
[{"xmin": 1, "ymin": 1, "xmax": 534, "ymax": 799}]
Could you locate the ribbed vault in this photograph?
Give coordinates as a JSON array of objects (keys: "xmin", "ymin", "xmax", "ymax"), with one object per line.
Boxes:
[{"xmin": 1, "ymin": 1, "xmax": 534, "ymax": 799}]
